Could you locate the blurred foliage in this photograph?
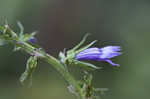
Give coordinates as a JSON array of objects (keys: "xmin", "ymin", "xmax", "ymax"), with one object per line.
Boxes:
[{"xmin": 0, "ymin": 0, "xmax": 150, "ymax": 99}]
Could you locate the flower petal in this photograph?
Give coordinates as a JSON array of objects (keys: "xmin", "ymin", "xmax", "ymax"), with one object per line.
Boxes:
[
  {"xmin": 75, "ymin": 46, "xmax": 121, "ymax": 66},
  {"xmin": 105, "ymin": 60, "xmax": 120, "ymax": 66},
  {"xmin": 75, "ymin": 47, "xmax": 101, "ymax": 60},
  {"xmin": 99, "ymin": 46, "xmax": 121, "ymax": 59}
]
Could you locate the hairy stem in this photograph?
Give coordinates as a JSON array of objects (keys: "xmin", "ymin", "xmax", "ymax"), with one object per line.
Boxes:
[{"xmin": 3, "ymin": 35, "xmax": 85, "ymax": 99}]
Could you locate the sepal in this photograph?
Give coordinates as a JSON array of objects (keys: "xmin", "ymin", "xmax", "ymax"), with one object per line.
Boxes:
[
  {"xmin": 59, "ymin": 34, "xmax": 98, "ymax": 70},
  {"xmin": 74, "ymin": 60, "xmax": 101, "ymax": 70},
  {"xmin": 66, "ymin": 34, "xmax": 97, "ymax": 61}
]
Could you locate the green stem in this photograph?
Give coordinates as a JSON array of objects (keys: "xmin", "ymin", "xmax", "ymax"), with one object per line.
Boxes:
[
  {"xmin": 44, "ymin": 55, "xmax": 84, "ymax": 98},
  {"xmin": 4, "ymin": 37, "xmax": 85, "ymax": 99}
]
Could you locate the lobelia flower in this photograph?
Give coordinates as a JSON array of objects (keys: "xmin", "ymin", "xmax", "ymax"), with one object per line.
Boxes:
[{"xmin": 75, "ymin": 46, "xmax": 121, "ymax": 66}]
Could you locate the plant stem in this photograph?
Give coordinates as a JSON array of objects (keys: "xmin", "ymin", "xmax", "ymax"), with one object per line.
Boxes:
[{"xmin": 5, "ymin": 36, "xmax": 85, "ymax": 99}]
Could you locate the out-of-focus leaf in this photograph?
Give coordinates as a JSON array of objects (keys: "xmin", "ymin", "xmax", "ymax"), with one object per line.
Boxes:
[
  {"xmin": 94, "ymin": 88, "xmax": 109, "ymax": 95},
  {"xmin": 0, "ymin": 26, "xmax": 5, "ymax": 32},
  {"xmin": 83, "ymin": 72, "xmax": 93, "ymax": 85},
  {"xmin": 13, "ymin": 46, "xmax": 21, "ymax": 51},
  {"xmin": 0, "ymin": 39, "xmax": 7, "ymax": 46}
]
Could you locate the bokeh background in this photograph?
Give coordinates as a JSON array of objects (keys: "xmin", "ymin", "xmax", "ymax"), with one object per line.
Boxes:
[{"xmin": 0, "ymin": 0, "xmax": 150, "ymax": 99}]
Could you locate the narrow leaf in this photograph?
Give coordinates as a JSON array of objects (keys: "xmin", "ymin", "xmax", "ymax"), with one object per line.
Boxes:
[
  {"xmin": 72, "ymin": 33, "xmax": 90, "ymax": 51},
  {"xmin": 75, "ymin": 40, "xmax": 97, "ymax": 54},
  {"xmin": 74, "ymin": 60, "xmax": 101, "ymax": 70},
  {"xmin": 17, "ymin": 21, "xmax": 24, "ymax": 36}
]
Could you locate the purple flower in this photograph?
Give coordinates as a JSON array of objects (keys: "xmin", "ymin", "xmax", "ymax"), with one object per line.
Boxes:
[
  {"xmin": 75, "ymin": 46, "xmax": 121, "ymax": 66},
  {"xmin": 29, "ymin": 37, "xmax": 36, "ymax": 43}
]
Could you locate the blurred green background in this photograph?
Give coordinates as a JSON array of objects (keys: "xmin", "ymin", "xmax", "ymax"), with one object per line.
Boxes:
[{"xmin": 0, "ymin": 0, "xmax": 150, "ymax": 99}]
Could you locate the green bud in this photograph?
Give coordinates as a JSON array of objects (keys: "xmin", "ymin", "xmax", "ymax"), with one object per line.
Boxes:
[
  {"xmin": 59, "ymin": 51, "xmax": 66, "ymax": 63},
  {"xmin": 20, "ymin": 56, "xmax": 38, "ymax": 85}
]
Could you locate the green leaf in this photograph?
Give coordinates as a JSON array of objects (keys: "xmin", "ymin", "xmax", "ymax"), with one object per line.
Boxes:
[
  {"xmin": 20, "ymin": 56, "xmax": 38, "ymax": 85},
  {"xmin": 74, "ymin": 60, "xmax": 101, "ymax": 70},
  {"xmin": 0, "ymin": 39, "xmax": 7, "ymax": 46},
  {"xmin": 0, "ymin": 26, "xmax": 5, "ymax": 32}
]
